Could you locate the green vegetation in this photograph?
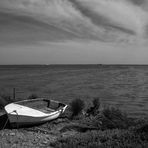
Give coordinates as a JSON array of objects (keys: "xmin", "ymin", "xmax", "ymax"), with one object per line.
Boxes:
[
  {"xmin": 100, "ymin": 106, "xmax": 134, "ymax": 130},
  {"xmin": 86, "ymin": 97, "xmax": 100, "ymax": 116},
  {"xmin": 0, "ymin": 93, "xmax": 13, "ymax": 109},
  {"xmin": 27, "ymin": 94, "xmax": 38, "ymax": 100},
  {"xmin": 51, "ymin": 128, "xmax": 148, "ymax": 148},
  {"xmin": 51, "ymin": 99, "xmax": 148, "ymax": 148},
  {"xmin": 0, "ymin": 93, "xmax": 148, "ymax": 148},
  {"xmin": 70, "ymin": 98, "xmax": 85, "ymax": 118}
]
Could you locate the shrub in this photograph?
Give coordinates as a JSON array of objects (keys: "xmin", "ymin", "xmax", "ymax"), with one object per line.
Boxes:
[
  {"xmin": 86, "ymin": 97, "xmax": 100, "ymax": 116},
  {"xmin": 50, "ymin": 103, "xmax": 148, "ymax": 148},
  {"xmin": 101, "ymin": 106, "xmax": 133, "ymax": 129},
  {"xmin": 84, "ymin": 106, "xmax": 135, "ymax": 130},
  {"xmin": 28, "ymin": 94, "xmax": 38, "ymax": 100},
  {"xmin": 70, "ymin": 98, "xmax": 85, "ymax": 118},
  {"xmin": 93, "ymin": 97, "xmax": 100, "ymax": 109},
  {"xmin": 0, "ymin": 94, "xmax": 13, "ymax": 109}
]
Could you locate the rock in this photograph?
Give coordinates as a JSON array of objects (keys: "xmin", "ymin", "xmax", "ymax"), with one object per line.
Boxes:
[
  {"xmin": 42, "ymin": 140, "xmax": 48, "ymax": 144},
  {"xmin": 10, "ymin": 133, "xmax": 15, "ymax": 136}
]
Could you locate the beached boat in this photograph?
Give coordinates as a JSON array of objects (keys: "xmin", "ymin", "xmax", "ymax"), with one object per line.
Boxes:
[{"xmin": 4, "ymin": 98, "xmax": 68, "ymax": 127}]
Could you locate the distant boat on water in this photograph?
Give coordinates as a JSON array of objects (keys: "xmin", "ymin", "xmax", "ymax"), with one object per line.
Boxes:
[{"xmin": 4, "ymin": 98, "xmax": 68, "ymax": 127}]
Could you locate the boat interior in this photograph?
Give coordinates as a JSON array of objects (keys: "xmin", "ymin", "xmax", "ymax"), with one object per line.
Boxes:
[{"xmin": 16, "ymin": 99, "xmax": 65, "ymax": 114}]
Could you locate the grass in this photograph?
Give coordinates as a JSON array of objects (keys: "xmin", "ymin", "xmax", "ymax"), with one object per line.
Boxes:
[
  {"xmin": 51, "ymin": 102, "xmax": 148, "ymax": 148},
  {"xmin": 0, "ymin": 94, "xmax": 148, "ymax": 148},
  {"xmin": 51, "ymin": 128, "xmax": 148, "ymax": 148}
]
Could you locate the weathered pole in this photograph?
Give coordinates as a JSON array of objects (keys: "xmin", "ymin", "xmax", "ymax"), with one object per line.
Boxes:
[{"xmin": 13, "ymin": 88, "xmax": 16, "ymax": 100}]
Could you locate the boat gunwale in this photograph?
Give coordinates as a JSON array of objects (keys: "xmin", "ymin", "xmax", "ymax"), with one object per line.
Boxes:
[{"xmin": 4, "ymin": 98, "xmax": 68, "ymax": 116}]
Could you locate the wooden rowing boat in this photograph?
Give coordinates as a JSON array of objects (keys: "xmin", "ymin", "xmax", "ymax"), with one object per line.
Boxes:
[{"xmin": 4, "ymin": 98, "xmax": 68, "ymax": 127}]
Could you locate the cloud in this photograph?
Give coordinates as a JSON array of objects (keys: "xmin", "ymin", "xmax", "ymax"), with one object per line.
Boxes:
[
  {"xmin": 128, "ymin": 0, "xmax": 146, "ymax": 6},
  {"xmin": 0, "ymin": 0, "xmax": 111, "ymax": 41},
  {"xmin": 73, "ymin": 0, "xmax": 148, "ymax": 36},
  {"xmin": 0, "ymin": 0, "xmax": 148, "ymax": 43},
  {"xmin": 0, "ymin": 11, "xmax": 82, "ymax": 46}
]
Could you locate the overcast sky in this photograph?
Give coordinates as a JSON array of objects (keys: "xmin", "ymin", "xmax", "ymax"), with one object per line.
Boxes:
[{"xmin": 0, "ymin": 0, "xmax": 148, "ymax": 64}]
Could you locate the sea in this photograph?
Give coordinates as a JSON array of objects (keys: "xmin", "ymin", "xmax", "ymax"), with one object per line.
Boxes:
[{"xmin": 0, "ymin": 64, "xmax": 148, "ymax": 118}]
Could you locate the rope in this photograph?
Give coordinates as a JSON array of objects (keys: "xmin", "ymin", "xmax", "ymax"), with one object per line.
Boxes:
[
  {"xmin": 2, "ymin": 116, "xmax": 9, "ymax": 130},
  {"xmin": 12, "ymin": 110, "xmax": 19, "ymax": 129},
  {"xmin": 1, "ymin": 110, "xmax": 17, "ymax": 130},
  {"xmin": 2, "ymin": 110, "xmax": 19, "ymax": 130},
  {"xmin": 15, "ymin": 111, "xmax": 19, "ymax": 129}
]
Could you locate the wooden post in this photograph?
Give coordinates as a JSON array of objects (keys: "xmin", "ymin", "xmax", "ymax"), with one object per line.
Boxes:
[{"xmin": 13, "ymin": 88, "xmax": 16, "ymax": 100}]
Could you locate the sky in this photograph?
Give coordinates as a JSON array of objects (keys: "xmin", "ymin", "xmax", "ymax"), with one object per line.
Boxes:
[{"xmin": 0, "ymin": 0, "xmax": 148, "ymax": 64}]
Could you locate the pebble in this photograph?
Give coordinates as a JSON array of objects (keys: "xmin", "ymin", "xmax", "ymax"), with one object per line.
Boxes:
[
  {"xmin": 42, "ymin": 140, "xmax": 48, "ymax": 144},
  {"xmin": 10, "ymin": 133, "xmax": 15, "ymax": 136}
]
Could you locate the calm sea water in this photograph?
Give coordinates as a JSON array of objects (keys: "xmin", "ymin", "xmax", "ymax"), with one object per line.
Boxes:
[{"xmin": 0, "ymin": 64, "xmax": 148, "ymax": 117}]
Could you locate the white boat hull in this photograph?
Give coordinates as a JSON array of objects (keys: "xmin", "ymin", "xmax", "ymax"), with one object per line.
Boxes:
[
  {"xmin": 7, "ymin": 111, "xmax": 61, "ymax": 127},
  {"xmin": 4, "ymin": 98, "xmax": 67, "ymax": 127},
  {"xmin": 8, "ymin": 110, "xmax": 61, "ymax": 124}
]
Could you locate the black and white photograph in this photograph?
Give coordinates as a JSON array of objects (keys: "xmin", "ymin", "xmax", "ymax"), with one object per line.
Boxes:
[{"xmin": 0, "ymin": 0, "xmax": 148, "ymax": 147}]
